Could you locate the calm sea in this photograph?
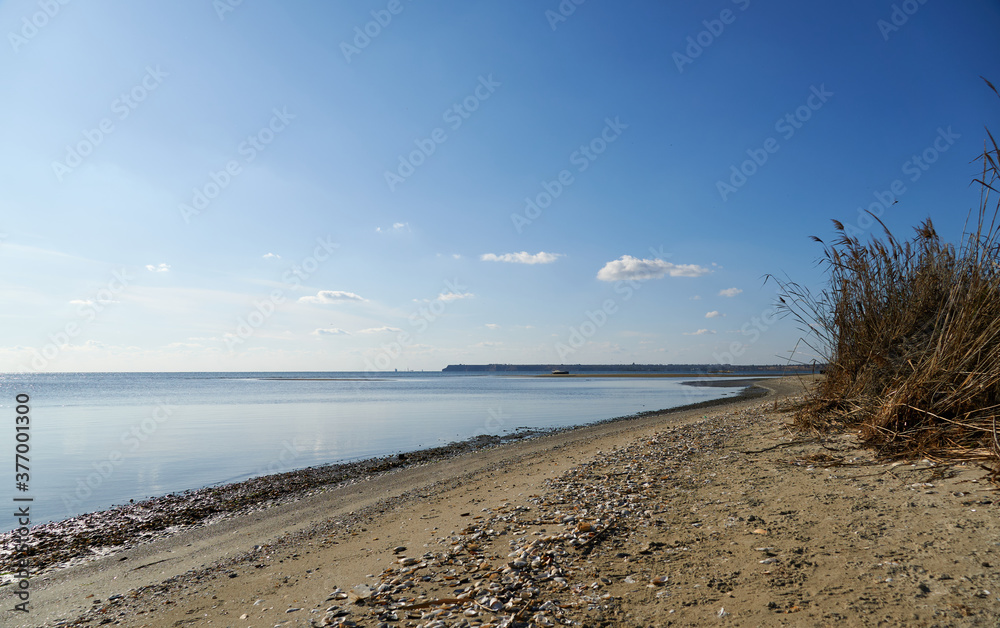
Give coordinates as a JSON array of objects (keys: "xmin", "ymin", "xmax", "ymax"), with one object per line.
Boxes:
[{"xmin": 0, "ymin": 371, "xmax": 753, "ymax": 526}]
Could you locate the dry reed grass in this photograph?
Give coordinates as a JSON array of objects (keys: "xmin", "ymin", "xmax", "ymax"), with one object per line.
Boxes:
[{"xmin": 772, "ymin": 79, "xmax": 1000, "ymax": 473}]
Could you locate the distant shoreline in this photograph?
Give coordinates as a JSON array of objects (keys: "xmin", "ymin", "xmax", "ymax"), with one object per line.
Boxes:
[
  {"xmin": 442, "ymin": 362, "xmax": 821, "ymax": 374},
  {"xmin": 532, "ymin": 372, "xmax": 773, "ymax": 378}
]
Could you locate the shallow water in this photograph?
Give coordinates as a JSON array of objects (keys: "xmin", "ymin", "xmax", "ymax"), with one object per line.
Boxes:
[{"xmin": 0, "ymin": 371, "xmax": 754, "ymax": 525}]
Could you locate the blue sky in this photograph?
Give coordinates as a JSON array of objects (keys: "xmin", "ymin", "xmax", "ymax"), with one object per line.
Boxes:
[{"xmin": 1, "ymin": 0, "xmax": 998, "ymax": 372}]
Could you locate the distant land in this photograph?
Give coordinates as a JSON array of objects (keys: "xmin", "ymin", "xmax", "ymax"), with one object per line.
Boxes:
[{"xmin": 441, "ymin": 363, "xmax": 821, "ymax": 374}]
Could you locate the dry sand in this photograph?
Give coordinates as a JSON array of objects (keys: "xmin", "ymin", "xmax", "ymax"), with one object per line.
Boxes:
[{"xmin": 3, "ymin": 376, "xmax": 998, "ymax": 627}]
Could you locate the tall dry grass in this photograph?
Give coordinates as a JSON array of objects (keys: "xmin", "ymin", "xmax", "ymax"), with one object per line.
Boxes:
[{"xmin": 774, "ymin": 80, "xmax": 1000, "ymax": 471}]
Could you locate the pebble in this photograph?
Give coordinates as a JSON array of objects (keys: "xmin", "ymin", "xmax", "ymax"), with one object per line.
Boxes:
[
  {"xmin": 297, "ymin": 410, "xmax": 772, "ymax": 627},
  {"xmin": 0, "ymin": 428, "xmax": 555, "ymax": 577}
]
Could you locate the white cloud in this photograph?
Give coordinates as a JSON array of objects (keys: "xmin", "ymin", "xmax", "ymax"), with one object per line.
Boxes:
[
  {"xmin": 299, "ymin": 290, "xmax": 367, "ymax": 304},
  {"xmin": 719, "ymin": 287, "xmax": 743, "ymax": 297},
  {"xmin": 377, "ymin": 222, "xmax": 409, "ymax": 233},
  {"xmin": 480, "ymin": 251, "xmax": 562, "ymax": 264},
  {"xmin": 596, "ymin": 255, "xmax": 711, "ymax": 281},
  {"xmin": 690, "ymin": 295, "xmax": 702, "ymax": 301},
  {"xmin": 683, "ymin": 329, "xmax": 716, "ymax": 336},
  {"xmin": 437, "ymin": 292, "xmax": 474, "ymax": 302},
  {"xmin": 313, "ymin": 328, "xmax": 350, "ymax": 336},
  {"xmin": 705, "ymin": 311, "xmax": 724, "ymax": 318},
  {"xmin": 357, "ymin": 326, "xmax": 403, "ymax": 334},
  {"xmin": 474, "ymin": 341, "xmax": 503, "ymax": 348},
  {"xmin": 145, "ymin": 263, "xmax": 170, "ymax": 273},
  {"xmin": 262, "ymin": 253, "xmax": 281, "ymax": 260},
  {"xmin": 485, "ymin": 323, "xmax": 500, "ymax": 329}
]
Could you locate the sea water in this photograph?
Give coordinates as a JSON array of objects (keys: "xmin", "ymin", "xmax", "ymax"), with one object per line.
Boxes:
[{"xmin": 0, "ymin": 371, "xmax": 754, "ymax": 525}]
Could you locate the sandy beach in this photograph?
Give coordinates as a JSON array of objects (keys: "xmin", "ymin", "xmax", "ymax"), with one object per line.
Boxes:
[{"xmin": 3, "ymin": 376, "xmax": 999, "ymax": 627}]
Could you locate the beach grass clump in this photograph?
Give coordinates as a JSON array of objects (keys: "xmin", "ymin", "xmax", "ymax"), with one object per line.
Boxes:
[{"xmin": 776, "ymin": 83, "xmax": 1000, "ymax": 470}]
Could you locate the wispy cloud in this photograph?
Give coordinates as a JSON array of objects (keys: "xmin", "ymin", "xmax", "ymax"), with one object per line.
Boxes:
[
  {"xmin": 145, "ymin": 263, "xmax": 170, "ymax": 273},
  {"xmin": 262, "ymin": 253, "xmax": 281, "ymax": 260},
  {"xmin": 438, "ymin": 292, "xmax": 474, "ymax": 302},
  {"xmin": 299, "ymin": 290, "xmax": 367, "ymax": 304},
  {"xmin": 485, "ymin": 323, "xmax": 500, "ymax": 329},
  {"xmin": 357, "ymin": 326, "xmax": 403, "ymax": 334},
  {"xmin": 683, "ymin": 328, "xmax": 716, "ymax": 336},
  {"xmin": 312, "ymin": 328, "xmax": 350, "ymax": 336},
  {"xmin": 596, "ymin": 255, "xmax": 710, "ymax": 281},
  {"xmin": 480, "ymin": 251, "xmax": 562, "ymax": 264},
  {"xmin": 705, "ymin": 311, "xmax": 724, "ymax": 318},
  {"xmin": 718, "ymin": 287, "xmax": 743, "ymax": 297},
  {"xmin": 690, "ymin": 295, "xmax": 702, "ymax": 301}
]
